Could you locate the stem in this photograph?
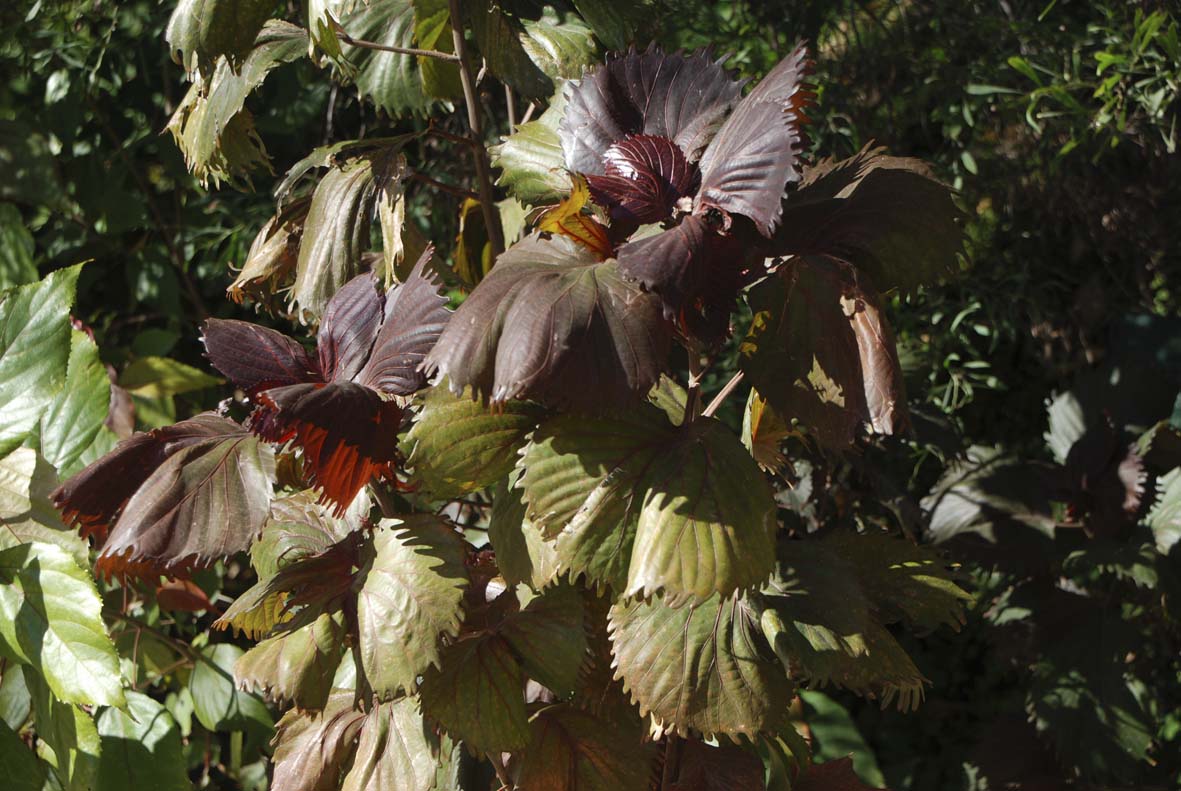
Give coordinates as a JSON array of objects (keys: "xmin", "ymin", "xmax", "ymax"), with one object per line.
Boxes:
[
  {"xmin": 229, "ymin": 730, "xmax": 243, "ymax": 774},
  {"xmin": 684, "ymin": 352, "xmax": 704, "ymax": 424},
  {"xmin": 448, "ymin": 0, "xmax": 505, "ymax": 258},
  {"xmin": 702, "ymin": 371, "xmax": 744, "ymax": 418},
  {"xmin": 660, "ymin": 734, "xmax": 682, "ymax": 789},
  {"xmin": 408, "ymin": 171, "xmax": 479, "ymax": 200},
  {"xmin": 334, "ymin": 22, "xmax": 460, "ymax": 62},
  {"xmin": 489, "ymin": 753, "xmax": 513, "ymax": 790},
  {"xmin": 505, "ymin": 85, "xmax": 517, "ymax": 129}
]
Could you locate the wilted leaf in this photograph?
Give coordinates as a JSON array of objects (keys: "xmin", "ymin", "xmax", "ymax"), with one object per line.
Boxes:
[
  {"xmin": 771, "ymin": 147, "xmax": 964, "ymax": 293},
  {"xmin": 235, "ymin": 612, "xmax": 346, "ymax": 709},
  {"xmin": 271, "ymin": 690, "xmax": 365, "ymax": 791},
  {"xmin": 743, "ymin": 389, "xmax": 791, "ymax": 474},
  {"xmin": 520, "ymin": 408, "xmax": 777, "ymax": 603},
  {"xmin": 419, "ymin": 633, "xmax": 531, "ymax": 754},
  {"xmin": 0, "ymin": 449, "xmax": 88, "ymax": 568},
  {"xmin": 510, "ymin": 704, "xmax": 655, "ymax": 791},
  {"xmin": 96, "ymin": 691, "xmax": 189, "ymax": 791},
  {"xmin": 354, "ymin": 517, "xmax": 468, "ymax": 698},
  {"xmin": 189, "ymin": 643, "xmax": 273, "ymax": 732},
  {"xmin": 425, "ymin": 233, "xmax": 670, "ymax": 409},
  {"xmin": 0, "ymin": 542, "xmax": 124, "ymax": 708},
  {"xmin": 741, "ymin": 258, "xmax": 907, "ymax": 448},
  {"xmin": 0, "ymin": 264, "xmax": 80, "ymax": 456},
  {"xmin": 404, "ymin": 386, "xmax": 544, "ymax": 499},
  {"xmin": 609, "ymin": 592, "xmax": 791, "ymax": 738},
  {"xmin": 165, "ymin": 0, "xmax": 275, "ymax": 78},
  {"xmin": 228, "ymin": 196, "xmax": 309, "ymax": 305},
  {"xmin": 167, "ymin": 21, "xmax": 308, "ymax": 185},
  {"xmin": 341, "ymin": 698, "xmax": 437, "ymax": 791}
]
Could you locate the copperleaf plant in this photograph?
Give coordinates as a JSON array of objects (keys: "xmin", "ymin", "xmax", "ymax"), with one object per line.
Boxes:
[{"xmin": 28, "ymin": 21, "xmax": 980, "ymax": 791}]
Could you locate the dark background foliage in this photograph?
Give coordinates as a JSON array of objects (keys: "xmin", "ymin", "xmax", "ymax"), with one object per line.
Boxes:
[{"xmin": 2, "ymin": 0, "xmax": 1179, "ymax": 789}]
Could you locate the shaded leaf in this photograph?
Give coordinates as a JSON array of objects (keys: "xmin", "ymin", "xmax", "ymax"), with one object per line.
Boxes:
[
  {"xmin": 228, "ymin": 196, "xmax": 309, "ymax": 305},
  {"xmin": 570, "ymin": 0, "xmax": 645, "ymax": 51},
  {"xmin": 488, "ymin": 472, "xmax": 560, "ymax": 590},
  {"xmin": 405, "ymin": 386, "xmax": 544, "ymax": 499},
  {"xmin": 0, "ymin": 202, "xmax": 37, "ymax": 290},
  {"xmin": 24, "ymin": 667, "xmax": 101, "ymax": 791},
  {"xmin": 342, "ymin": 0, "xmax": 438, "ymax": 116},
  {"xmin": 501, "ymin": 583, "xmax": 586, "ymax": 696},
  {"xmin": 354, "ymin": 516, "xmax": 469, "ymax": 698},
  {"xmin": 96, "ymin": 690, "xmax": 189, "ymax": 791},
  {"xmin": 609, "ymin": 592, "xmax": 791, "ymax": 738},
  {"xmin": 0, "ymin": 717, "xmax": 45, "ymax": 791},
  {"xmin": 668, "ymin": 738, "xmax": 765, "ymax": 791},
  {"xmin": 0, "ymin": 542, "xmax": 124, "ymax": 708},
  {"xmin": 235, "ymin": 612, "xmax": 346, "ymax": 709},
  {"xmin": 0, "ymin": 264, "xmax": 80, "ymax": 457},
  {"xmin": 510, "ymin": 704, "xmax": 655, "ymax": 791},
  {"xmin": 468, "ymin": 0, "xmax": 553, "ymax": 99},
  {"xmin": 425, "ymin": 233, "xmax": 670, "ymax": 409},
  {"xmin": 189, "ymin": 643, "xmax": 274, "ymax": 732},
  {"xmin": 419, "ymin": 634, "xmax": 531, "ymax": 754},
  {"xmin": 165, "ymin": 0, "xmax": 275, "ymax": 78},
  {"xmin": 740, "ymin": 258, "xmax": 907, "ymax": 448},
  {"xmin": 794, "ymin": 757, "xmax": 887, "ymax": 791},
  {"xmin": 799, "ymin": 690, "xmax": 887, "ymax": 789},
  {"xmin": 118, "ymin": 356, "xmax": 221, "ymax": 398},
  {"xmin": 341, "ymin": 698, "xmax": 438, "ymax": 791}
]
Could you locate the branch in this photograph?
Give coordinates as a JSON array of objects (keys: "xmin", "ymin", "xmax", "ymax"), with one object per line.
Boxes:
[
  {"xmin": 448, "ymin": 0, "xmax": 505, "ymax": 258},
  {"xmin": 333, "ymin": 21, "xmax": 460, "ymax": 62},
  {"xmin": 408, "ymin": 171, "xmax": 479, "ymax": 200},
  {"xmin": 702, "ymin": 371, "xmax": 744, "ymax": 418}
]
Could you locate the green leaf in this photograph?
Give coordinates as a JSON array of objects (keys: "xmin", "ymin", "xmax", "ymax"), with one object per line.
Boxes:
[
  {"xmin": 520, "ymin": 8, "xmax": 598, "ymax": 81},
  {"xmin": 799, "ymin": 690, "xmax": 887, "ymax": 788},
  {"xmin": 251, "ymin": 490, "xmax": 361, "ymax": 581},
  {"xmin": 468, "ymin": 0, "xmax": 553, "ymax": 99},
  {"xmin": 165, "ymin": 0, "xmax": 275, "ymax": 78},
  {"xmin": 342, "ymin": 0, "xmax": 440, "ymax": 116},
  {"xmin": 520, "ymin": 408, "xmax": 778, "ymax": 603},
  {"xmin": 1148, "ymin": 468, "xmax": 1181, "ymax": 554},
  {"xmin": 271, "ymin": 690, "xmax": 365, "ymax": 791},
  {"xmin": 609, "ymin": 592, "xmax": 792, "ymax": 739},
  {"xmin": 740, "ymin": 258, "xmax": 907, "ymax": 449},
  {"xmin": 167, "ymin": 21, "xmax": 308, "ymax": 186},
  {"xmin": 0, "ymin": 543, "xmax": 124, "ymax": 708},
  {"xmin": 24, "ymin": 667, "xmax": 101, "ymax": 791},
  {"xmin": 501, "ymin": 583, "xmax": 586, "ymax": 696},
  {"xmin": 39, "ymin": 330, "xmax": 111, "ymax": 476},
  {"xmin": 341, "ymin": 698, "xmax": 438, "ymax": 791},
  {"xmin": 0, "ymin": 203, "xmax": 37, "ymax": 290},
  {"xmin": 96, "ymin": 690, "xmax": 189, "ymax": 791},
  {"xmin": 488, "ymin": 472, "xmax": 560, "ymax": 590},
  {"xmin": 0, "ymin": 121, "xmax": 65, "ymax": 210},
  {"xmin": 412, "ymin": 0, "xmax": 462, "ymax": 100},
  {"xmin": 0, "ymin": 264, "xmax": 81, "ymax": 457},
  {"xmin": 354, "ymin": 516, "xmax": 468, "ymax": 698},
  {"xmin": 117, "ymin": 355, "xmax": 222, "ymax": 398},
  {"xmin": 419, "ymin": 634, "xmax": 531, "ymax": 754},
  {"xmin": 189, "ymin": 643, "xmax": 274, "ymax": 733},
  {"xmin": 234, "ymin": 612, "xmax": 346, "ymax": 710},
  {"xmin": 405, "ymin": 386, "xmax": 544, "ymax": 499},
  {"xmin": 510, "ymin": 704, "xmax": 655, "ymax": 791},
  {"xmin": 0, "ymin": 448, "xmax": 89, "ymax": 568},
  {"xmin": 570, "ymin": 0, "xmax": 645, "ymax": 50},
  {"xmin": 0, "ymin": 663, "xmax": 32, "ymax": 730},
  {"xmin": 0, "ymin": 717, "xmax": 45, "ymax": 791},
  {"xmin": 490, "ymin": 95, "xmax": 570, "ymax": 206}
]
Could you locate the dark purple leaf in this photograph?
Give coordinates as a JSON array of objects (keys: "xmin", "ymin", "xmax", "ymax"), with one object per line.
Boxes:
[
  {"xmin": 1062, "ymin": 421, "xmax": 1147, "ymax": 539},
  {"xmin": 668, "ymin": 738, "xmax": 765, "ymax": 791},
  {"xmin": 202, "ymin": 319, "xmax": 320, "ymax": 397},
  {"xmin": 82, "ymin": 414, "xmax": 275, "ymax": 578},
  {"xmin": 560, "ymin": 48, "xmax": 742, "ymax": 174},
  {"xmin": 585, "ymin": 134, "xmax": 701, "ymax": 225},
  {"xmin": 356, "ymin": 247, "xmax": 452, "ymax": 395},
  {"xmin": 740, "ymin": 258, "xmax": 907, "ymax": 447},
  {"xmin": 256, "ymin": 381, "xmax": 404, "ymax": 513},
  {"xmin": 52, "ymin": 413, "xmax": 249, "ymax": 542},
  {"xmin": 795, "ymin": 758, "xmax": 888, "ymax": 791},
  {"xmin": 616, "ymin": 215, "xmax": 753, "ymax": 343},
  {"xmin": 424, "ymin": 234, "xmax": 669, "ymax": 409},
  {"xmin": 770, "ymin": 146, "xmax": 964, "ymax": 292},
  {"xmin": 696, "ymin": 42, "xmax": 812, "ymax": 236},
  {"xmin": 316, "ymin": 271, "xmax": 385, "ymax": 382}
]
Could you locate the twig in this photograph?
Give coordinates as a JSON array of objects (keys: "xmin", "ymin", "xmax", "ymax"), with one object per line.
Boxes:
[
  {"xmin": 519, "ymin": 101, "xmax": 538, "ymax": 125},
  {"xmin": 660, "ymin": 734, "xmax": 682, "ymax": 789},
  {"xmin": 408, "ymin": 171, "xmax": 479, "ymax": 200},
  {"xmin": 334, "ymin": 22, "xmax": 460, "ymax": 62},
  {"xmin": 505, "ymin": 84, "xmax": 517, "ymax": 129},
  {"xmin": 489, "ymin": 752, "xmax": 513, "ymax": 790},
  {"xmin": 702, "ymin": 371, "xmax": 745, "ymax": 418},
  {"xmin": 448, "ymin": 0, "xmax": 505, "ymax": 258}
]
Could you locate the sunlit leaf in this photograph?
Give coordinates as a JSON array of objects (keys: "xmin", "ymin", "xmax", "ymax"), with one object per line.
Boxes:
[
  {"xmin": 0, "ymin": 542, "xmax": 124, "ymax": 707},
  {"xmin": 271, "ymin": 690, "xmax": 365, "ymax": 791},
  {"xmin": 235, "ymin": 612, "xmax": 346, "ymax": 709},
  {"xmin": 1147, "ymin": 468, "xmax": 1181, "ymax": 554},
  {"xmin": 742, "ymin": 389, "xmax": 791, "ymax": 474},
  {"xmin": 0, "ymin": 264, "xmax": 80, "ymax": 456},
  {"xmin": 117, "ymin": 356, "xmax": 221, "ymax": 398},
  {"xmin": 341, "ymin": 698, "xmax": 438, "ymax": 791},
  {"xmin": 609, "ymin": 592, "xmax": 791, "ymax": 738},
  {"xmin": 488, "ymin": 472, "xmax": 560, "ymax": 590},
  {"xmin": 354, "ymin": 516, "xmax": 469, "ymax": 698},
  {"xmin": 520, "ymin": 8, "xmax": 598, "ymax": 81},
  {"xmin": 491, "ymin": 94, "xmax": 571, "ymax": 206},
  {"xmin": 0, "ymin": 449, "xmax": 88, "ymax": 568},
  {"xmin": 341, "ymin": 0, "xmax": 438, "ymax": 116},
  {"xmin": 38, "ymin": 330, "xmax": 111, "ymax": 477},
  {"xmin": 404, "ymin": 386, "xmax": 544, "ymax": 499}
]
